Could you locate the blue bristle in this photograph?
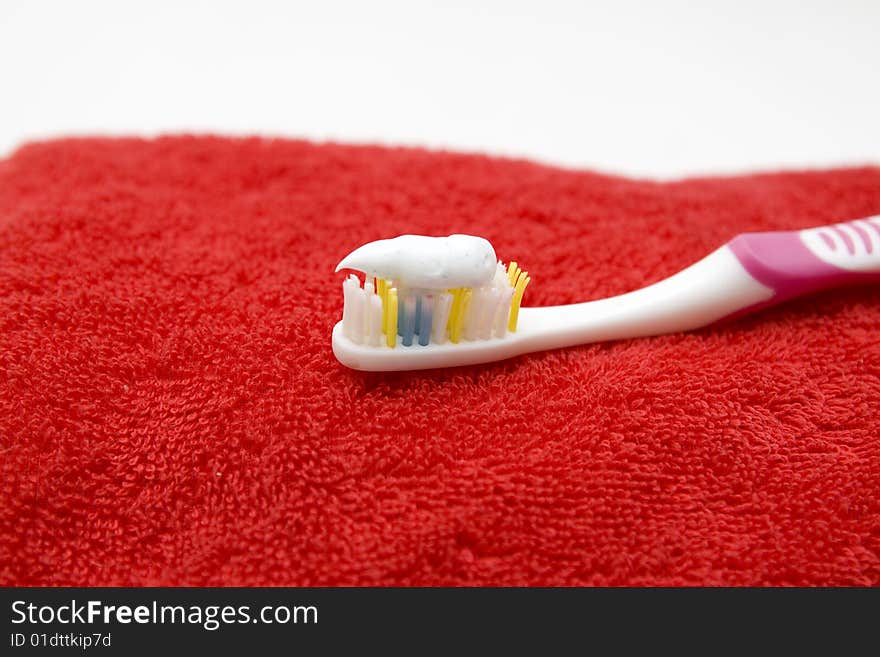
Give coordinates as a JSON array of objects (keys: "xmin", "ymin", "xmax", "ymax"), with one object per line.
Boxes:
[
  {"xmin": 401, "ymin": 296, "xmax": 416, "ymax": 347},
  {"xmin": 414, "ymin": 296, "xmax": 422, "ymax": 335},
  {"xmin": 418, "ymin": 296, "xmax": 432, "ymax": 346}
]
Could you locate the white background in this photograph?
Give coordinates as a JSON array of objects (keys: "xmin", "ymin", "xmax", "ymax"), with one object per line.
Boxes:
[{"xmin": 1, "ymin": 0, "xmax": 878, "ymax": 179}]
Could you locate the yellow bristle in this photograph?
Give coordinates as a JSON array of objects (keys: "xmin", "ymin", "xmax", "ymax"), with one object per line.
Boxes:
[
  {"xmin": 385, "ymin": 283, "xmax": 393, "ymax": 337},
  {"xmin": 451, "ymin": 288, "xmax": 472, "ymax": 343},
  {"xmin": 380, "ymin": 282, "xmax": 387, "ymax": 335},
  {"xmin": 507, "ymin": 261, "xmax": 519, "ymax": 285},
  {"xmin": 386, "ymin": 288, "xmax": 398, "ymax": 348},
  {"xmin": 448, "ymin": 293, "xmax": 461, "ymax": 343},
  {"xmin": 446, "ymin": 287, "xmax": 461, "ymax": 331},
  {"xmin": 449, "ymin": 290, "xmax": 462, "ymax": 342},
  {"xmin": 446, "ymin": 288, "xmax": 461, "ymax": 342},
  {"xmin": 508, "ymin": 271, "xmax": 530, "ymax": 332},
  {"xmin": 377, "ymin": 278, "xmax": 387, "ymax": 334}
]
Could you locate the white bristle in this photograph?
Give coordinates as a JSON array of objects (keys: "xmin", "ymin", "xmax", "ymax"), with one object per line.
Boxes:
[
  {"xmin": 368, "ymin": 293, "xmax": 383, "ymax": 346},
  {"xmin": 349, "ymin": 281, "xmax": 365, "ymax": 344},
  {"xmin": 361, "ymin": 281, "xmax": 375, "ymax": 345},
  {"xmin": 494, "ymin": 262, "xmax": 508, "ymax": 287},
  {"xmin": 342, "ymin": 275, "xmax": 364, "ymax": 344},
  {"xmin": 494, "ymin": 286, "xmax": 514, "ymax": 338},
  {"xmin": 462, "ymin": 289, "xmax": 481, "ymax": 341},
  {"xmin": 432, "ymin": 292, "xmax": 453, "ymax": 344},
  {"xmin": 341, "ymin": 279, "xmax": 353, "ymax": 338},
  {"xmin": 361, "ymin": 282, "xmax": 370, "ymax": 343},
  {"xmin": 479, "ymin": 287, "xmax": 500, "ymax": 340},
  {"xmin": 342, "ymin": 275, "xmax": 360, "ymax": 341}
]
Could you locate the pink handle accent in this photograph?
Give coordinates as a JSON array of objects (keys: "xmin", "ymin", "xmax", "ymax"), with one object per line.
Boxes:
[{"xmin": 728, "ymin": 230, "xmax": 880, "ymax": 304}]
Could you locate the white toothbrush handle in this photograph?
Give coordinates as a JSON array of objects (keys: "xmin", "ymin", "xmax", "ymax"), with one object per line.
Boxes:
[
  {"xmin": 518, "ymin": 215, "xmax": 880, "ymax": 351},
  {"xmin": 516, "ymin": 245, "xmax": 769, "ymax": 349}
]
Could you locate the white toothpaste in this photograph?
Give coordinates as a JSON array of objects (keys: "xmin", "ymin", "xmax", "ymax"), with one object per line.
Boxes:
[{"xmin": 335, "ymin": 234, "xmax": 497, "ymax": 289}]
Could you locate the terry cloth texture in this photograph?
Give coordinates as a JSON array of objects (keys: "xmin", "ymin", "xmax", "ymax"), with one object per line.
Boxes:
[{"xmin": 1, "ymin": 138, "xmax": 879, "ymax": 586}]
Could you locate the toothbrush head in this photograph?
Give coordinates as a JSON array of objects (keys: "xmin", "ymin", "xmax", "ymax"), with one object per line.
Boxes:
[{"xmin": 332, "ymin": 234, "xmax": 530, "ymax": 371}]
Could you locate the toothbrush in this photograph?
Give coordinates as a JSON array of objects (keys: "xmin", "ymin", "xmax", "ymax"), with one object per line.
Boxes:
[{"xmin": 332, "ymin": 217, "xmax": 880, "ymax": 372}]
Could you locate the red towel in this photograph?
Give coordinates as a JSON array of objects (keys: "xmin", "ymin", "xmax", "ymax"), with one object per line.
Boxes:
[{"xmin": 1, "ymin": 137, "xmax": 878, "ymax": 586}]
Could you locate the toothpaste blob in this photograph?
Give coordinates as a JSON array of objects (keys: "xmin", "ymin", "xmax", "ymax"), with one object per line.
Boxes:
[{"xmin": 335, "ymin": 234, "xmax": 497, "ymax": 289}]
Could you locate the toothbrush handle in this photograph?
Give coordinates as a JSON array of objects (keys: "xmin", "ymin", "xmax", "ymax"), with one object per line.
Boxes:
[
  {"xmin": 517, "ymin": 215, "xmax": 880, "ymax": 353},
  {"xmin": 727, "ymin": 215, "xmax": 880, "ymax": 310}
]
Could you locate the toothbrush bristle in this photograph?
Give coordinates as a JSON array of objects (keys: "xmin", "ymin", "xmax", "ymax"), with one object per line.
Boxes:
[{"xmin": 340, "ymin": 260, "xmax": 530, "ymax": 347}]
